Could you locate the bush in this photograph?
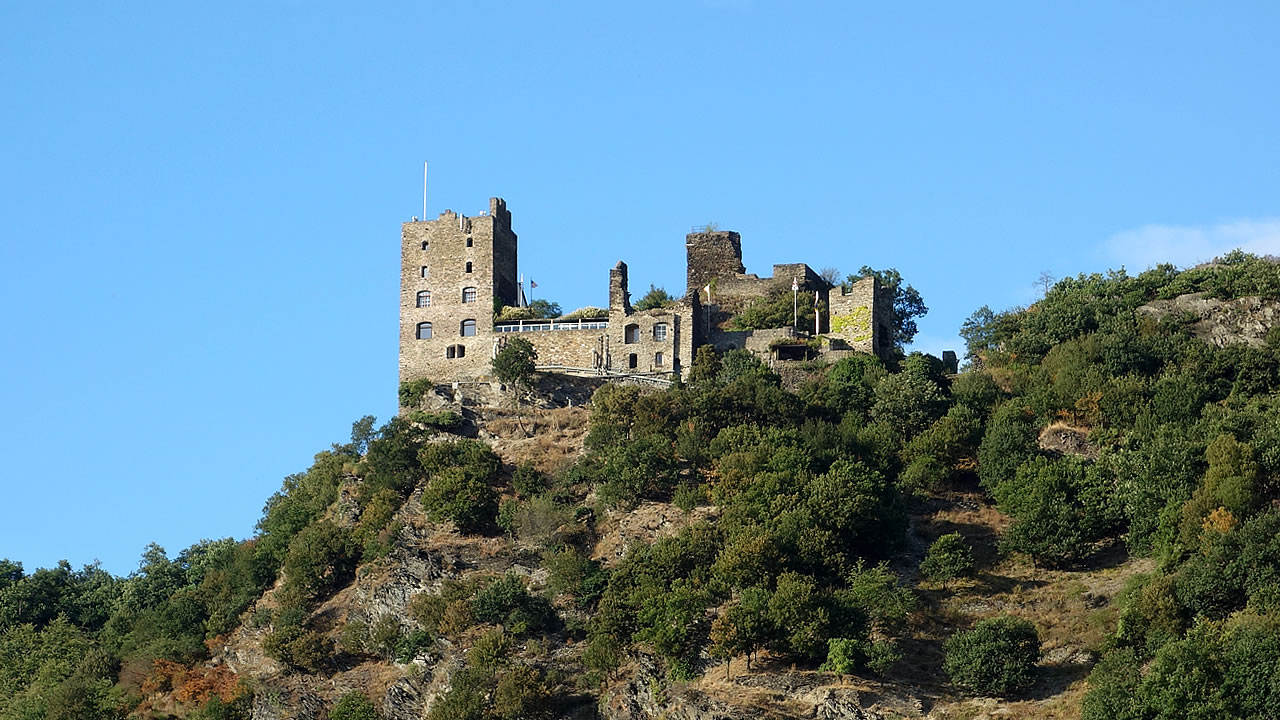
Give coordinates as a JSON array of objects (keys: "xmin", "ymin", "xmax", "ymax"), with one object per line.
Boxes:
[
  {"xmin": 471, "ymin": 574, "xmax": 555, "ymax": 635},
  {"xmin": 943, "ymin": 615, "xmax": 1040, "ymax": 696},
  {"xmin": 263, "ymin": 609, "xmax": 333, "ymax": 673},
  {"xmin": 330, "ymin": 690, "xmax": 380, "ymax": 720},
  {"xmin": 421, "ymin": 467, "xmax": 497, "ymax": 532},
  {"xmin": 559, "ymin": 306, "xmax": 608, "ymax": 321},
  {"xmin": 407, "ymin": 410, "xmax": 464, "ymax": 431},
  {"xmin": 920, "ymin": 533, "xmax": 975, "ymax": 588},
  {"xmin": 398, "ymin": 378, "xmax": 434, "ymax": 409},
  {"xmin": 280, "ymin": 521, "xmax": 359, "ymax": 602}
]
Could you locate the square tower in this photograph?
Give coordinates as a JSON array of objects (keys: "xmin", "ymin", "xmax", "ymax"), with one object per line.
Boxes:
[{"xmin": 399, "ymin": 198, "xmax": 518, "ymax": 387}]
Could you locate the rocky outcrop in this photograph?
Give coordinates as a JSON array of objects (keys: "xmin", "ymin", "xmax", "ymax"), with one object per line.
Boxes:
[
  {"xmin": 600, "ymin": 657, "xmax": 905, "ymax": 720},
  {"xmin": 1138, "ymin": 292, "xmax": 1279, "ymax": 348}
]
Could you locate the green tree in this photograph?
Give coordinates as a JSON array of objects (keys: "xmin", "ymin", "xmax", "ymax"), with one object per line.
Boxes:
[
  {"xmin": 280, "ymin": 521, "xmax": 359, "ymax": 602},
  {"xmin": 634, "ymin": 284, "xmax": 675, "ymax": 310},
  {"xmin": 920, "ymin": 533, "xmax": 975, "ymax": 589},
  {"xmin": 943, "ymin": 615, "xmax": 1041, "ymax": 697},
  {"xmin": 492, "ymin": 336, "xmax": 539, "ymax": 393},
  {"xmin": 528, "ymin": 298, "xmax": 561, "ymax": 318}
]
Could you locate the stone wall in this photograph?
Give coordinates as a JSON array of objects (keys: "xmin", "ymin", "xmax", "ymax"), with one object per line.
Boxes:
[
  {"xmin": 608, "ymin": 307, "xmax": 686, "ymax": 375},
  {"xmin": 519, "ymin": 329, "xmax": 608, "ymax": 369},
  {"xmin": 828, "ymin": 275, "xmax": 881, "ymax": 355},
  {"xmin": 399, "ymin": 199, "xmax": 517, "ymax": 386},
  {"xmin": 686, "ymin": 230, "xmax": 745, "ymax": 295}
]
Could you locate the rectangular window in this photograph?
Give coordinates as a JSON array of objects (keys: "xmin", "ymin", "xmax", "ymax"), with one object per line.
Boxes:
[
  {"xmin": 462, "ymin": 287, "xmax": 477, "ymax": 304},
  {"xmin": 652, "ymin": 323, "xmax": 668, "ymax": 341},
  {"xmin": 654, "ymin": 352, "xmax": 664, "ymax": 366},
  {"xmin": 420, "ymin": 266, "xmax": 429, "ymax": 278}
]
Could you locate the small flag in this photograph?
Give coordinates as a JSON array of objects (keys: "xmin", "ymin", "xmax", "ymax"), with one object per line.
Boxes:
[
  {"xmin": 530, "ymin": 280, "xmax": 537, "ymax": 289},
  {"xmin": 792, "ymin": 278, "xmax": 799, "ymax": 292}
]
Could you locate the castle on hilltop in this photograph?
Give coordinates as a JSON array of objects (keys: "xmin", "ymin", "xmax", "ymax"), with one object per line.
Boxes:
[{"xmin": 399, "ymin": 198, "xmax": 892, "ymax": 390}]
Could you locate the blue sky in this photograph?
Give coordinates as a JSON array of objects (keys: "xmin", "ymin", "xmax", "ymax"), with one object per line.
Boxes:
[{"xmin": 2, "ymin": 1, "xmax": 1277, "ymax": 575}]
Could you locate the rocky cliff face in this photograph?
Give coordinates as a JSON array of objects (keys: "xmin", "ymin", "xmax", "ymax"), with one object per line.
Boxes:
[{"xmin": 1138, "ymin": 292, "xmax": 1280, "ymax": 348}]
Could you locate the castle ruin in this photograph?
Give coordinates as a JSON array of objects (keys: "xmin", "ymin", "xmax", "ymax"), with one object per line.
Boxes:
[{"xmin": 399, "ymin": 198, "xmax": 891, "ymax": 391}]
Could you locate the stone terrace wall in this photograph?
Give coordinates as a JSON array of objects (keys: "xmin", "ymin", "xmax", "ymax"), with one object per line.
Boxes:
[{"xmin": 522, "ymin": 330, "xmax": 607, "ymax": 370}]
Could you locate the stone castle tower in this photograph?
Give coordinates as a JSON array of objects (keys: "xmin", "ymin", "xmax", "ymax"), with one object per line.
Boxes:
[{"xmin": 399, "ymin": 198, "xmax": 519, "ymax": 385}]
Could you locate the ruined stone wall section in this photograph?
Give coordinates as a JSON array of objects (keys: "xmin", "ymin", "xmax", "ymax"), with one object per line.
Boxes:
[
  {"xmin": 707, "ymin": 326, "xmax": 800, "ymax": 355},
  {"xmin": 609, "ymin": 262, "xmax": 632, "ymax": 313},
  {"xmin": 686, "ymin": 231, "xmax": 745, "ymax": 295},
  {"xmin": 828, "ymin": 276, "xmax": 880, "ymax": 355},
  {"xmin": 608, "ymin": 306, "xmax": 685, "ymax": 376}
]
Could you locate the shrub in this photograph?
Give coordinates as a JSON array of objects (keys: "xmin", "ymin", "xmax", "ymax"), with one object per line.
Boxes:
[
  {"xmin": 421, "ymin": 467, "xmax": 497, "ymax": 532},
  {"xmin": 280, "ymin": 521, "xmax": 359, "ymax": 602},
  {"xmin": 471, "ymin": 574, "xmax": 555, "ymax": 634},
  {"xmin": 943, "ymin": 615, "xmax": 1040, "ymax": 696},
  {"xmin": 330, "ymin": 690, "xmax": 379, "ymax": 720},
  {"xmin": 559, "ymin": 306, "xmax": 608, "ymax": 321},
  {"xmin": 398, "ymin": 378, "xmax": 434, "ymax": 409},
  {"xmin": 263, "ymin": 610, "xmax": 333, "ymax": 673},
  {"xmin": 407, "ymin": 410, "xmax": 464, "ymax": 431},
  {"xmin": 511, "ymin": 464, "xmax": 549, "ymax": 497},
  {"xmin": 920, "ymin": 533, "xmax": 975, "ymax": 589}
]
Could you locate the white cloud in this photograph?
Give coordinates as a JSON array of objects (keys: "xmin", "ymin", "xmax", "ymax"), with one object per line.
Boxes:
[{"xmin": 1106, "ymin": 219, "xmax": 1280, "ymax": 271}]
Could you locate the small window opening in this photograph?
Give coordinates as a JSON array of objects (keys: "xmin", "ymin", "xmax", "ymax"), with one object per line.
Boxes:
[
  {"xmin": 652, "ymin": 323, "xmax": 668, "ymax": 341},
  {"xmin": 628, "ymin": 353, "xmax": 638, "ymax": 369},
  {"xmin": 465, "ymin": 261, "xmax": 473, "ymax": 273},
  {"xmin": 461, "ymin": 319, "xmax": 477, "ymax": 337},
  {"xmin": 654, "ymin": 351, "xmax": 664, "ymax": 366},
  {"xmin": 462, "ymin": 287, "xmax": 478, "ymax": 304},
  {"xmin": 466, "ymin": 237, "xmax": 473, "ymax": 247},
  {"xmin": 420, "ymin": 266, "xmax": 429, "ymax": 278},
  {"xmin": 416, "ymin": 322, "xmax": 432, "ymax": 340},
  {"xmin": 446, "ymin": 344, "xmax": 466, "ymax": 359},
  {"xmin": 421, "ymin": 240, "xmax": 429, "ymax": 250},
  {"xmin": 624, "ymin": 324, "xmax": 640, "ymax": 344},
  {"xmin": 416, "ymin": 290, "xmax": 431, "ymax": 308}
]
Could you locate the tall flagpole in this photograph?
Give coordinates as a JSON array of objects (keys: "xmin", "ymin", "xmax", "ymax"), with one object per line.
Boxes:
[{"xmin": 422, "ymin": 161, "xmax": 428, "ymax": 221}]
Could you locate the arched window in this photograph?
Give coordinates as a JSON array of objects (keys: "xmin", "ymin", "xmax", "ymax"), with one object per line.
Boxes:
[
  {"xmin": 420, "ymin": 266, "xmax": 429, "ymax": 278},
  {"xmin": 461, "ymin": 319, "xmax": 477, "ymax": 337},
  {"xmin": 416, "ymin": 322, "xmax": 432, "ymax": 340},
  {"xmin": 465, "ymin": 261, "xmax": 473, "ymax": 273},
  {"xmin": 652, "ymin": 323, "xmax": 668, "ymax": 341},
  {"xmin": 624, "ymin": 324, "xmax": 640, "ymax": 344},
  {"xmin": 416, "ymin": 290, "xmax": 431, "ymax": 308},
  {"xmin": 462, "ymin": 287, "xmax": 477, "ymax": 304},
  {"xmin": 421, "ymin": 240, "xmax": 429, "ymax": 250},
  {"xmin": 466, "ymin": 238, "xmax": 473, "ymax": 248}
]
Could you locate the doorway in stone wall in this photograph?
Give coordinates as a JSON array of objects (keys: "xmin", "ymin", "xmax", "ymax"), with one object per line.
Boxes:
[{"xmin": 628, "ymin": 353, "xmax": 638, "ymax": 369}]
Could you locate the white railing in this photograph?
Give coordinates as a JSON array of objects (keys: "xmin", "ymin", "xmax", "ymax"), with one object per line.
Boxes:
[{"xmin": 494, "ymin": 319, "xmax": 609, "ymax": 333}]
